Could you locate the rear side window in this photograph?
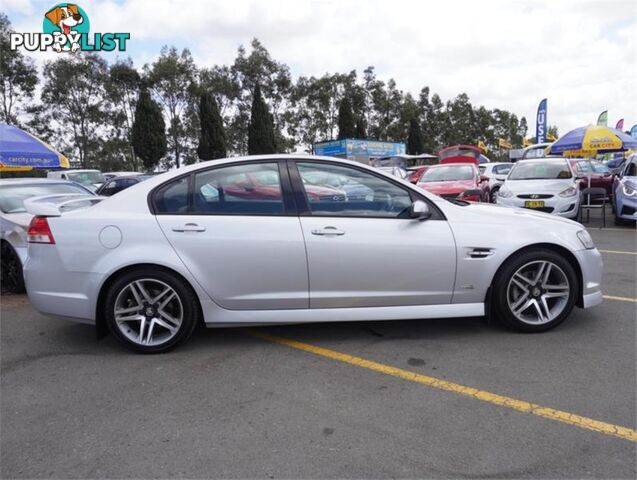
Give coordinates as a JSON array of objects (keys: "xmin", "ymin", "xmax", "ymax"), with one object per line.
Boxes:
[
  {"xmin": 154, "ymin": 177, "xmax": 189, "ymax": 213},
  {"xmin": 192, "ymin": 162, "xmax": 285, "ymax": 215}
]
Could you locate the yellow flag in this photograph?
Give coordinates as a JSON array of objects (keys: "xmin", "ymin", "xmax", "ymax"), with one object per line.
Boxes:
[
  {"xmin": 498, "ymin": 138, "xmax": 512, "ymax": 149},
  {"xmin": 478, "ymin": 140, "xmax": 488, "ymax": 152},
  {"xmin": 523, "ymin": 138, "xmax": 531, "ymax": 147},
  {"xmin": 546, "ymin": 133, "xmax": 558, "ymax": 142}
]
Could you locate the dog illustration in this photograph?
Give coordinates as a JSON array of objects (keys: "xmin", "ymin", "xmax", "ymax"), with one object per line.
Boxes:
[{"xmin": 45, "ymin": 4, "xmax": 84, "ymax": 53}]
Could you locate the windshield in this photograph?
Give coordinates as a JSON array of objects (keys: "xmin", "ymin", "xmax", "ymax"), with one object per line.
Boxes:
[
  {"xmin": 509, "ymin": 160, "xmax": 572, "ymax": 180},
  {"xmin": 419, "ymin": 165, "xmax": 475, "ymax": 182},
  {"xmin": 67, "ymin": 171, "xmax": 105, "ymax": 184},
  {"xmin": 573, "ymin": 161, "xmax": 594, "ymax": 174},
  {"xmin": 493, "ymin": 164, "xmax": 512, "ymax": 175},
  {"xmin": 0, "ymin": 183, "xmax": 90, "ymax": 213}
]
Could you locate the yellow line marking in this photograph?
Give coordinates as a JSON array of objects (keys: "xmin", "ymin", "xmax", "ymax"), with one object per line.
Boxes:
[
  {"xmin": 248, "ymin": 330, "xmax": 637, "ymax": 443},
  {"xmin": 603, "ymin": 295, "xmax": 637, "ymax": 303},
  {"xmin": 599, "ymin": 249, "xmax": 637, "ymax": 255}
]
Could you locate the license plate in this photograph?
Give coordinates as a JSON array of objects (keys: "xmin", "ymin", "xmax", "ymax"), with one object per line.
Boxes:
[{"xmin": 524, "ymin": 200, "xmax": 545, "ymax": 208}]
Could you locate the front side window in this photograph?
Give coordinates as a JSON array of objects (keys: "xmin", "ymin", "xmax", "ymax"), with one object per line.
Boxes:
[
  {"xmin": 296, "ymin": 162, "xmax": 412, "ymax": 218},
  {"xmin": 193, "ymin": 162, "xmax": 285, "ymax": 215}
]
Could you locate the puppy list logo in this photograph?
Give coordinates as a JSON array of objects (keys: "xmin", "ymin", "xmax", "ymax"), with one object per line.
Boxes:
[{"xmin": 10, "ymin": 3, "xmax": 130, "ymax": 53}]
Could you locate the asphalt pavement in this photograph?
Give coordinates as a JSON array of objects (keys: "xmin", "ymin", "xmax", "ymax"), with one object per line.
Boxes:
[{"xmin": 1, "ymin": 212, "xmax": 635, "ymax": 479}]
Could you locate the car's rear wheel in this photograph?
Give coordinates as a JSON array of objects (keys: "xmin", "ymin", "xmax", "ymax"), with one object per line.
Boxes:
[
  {"xmin": 1, "ymin": 242, "xmax": 26, "ymax": 294},
  {"xmin": 492, "ymin": 249, "xmax": 578, "ymax": 332},
  {"xmin": 104, "ymin": 268, "xmax": 198, "ymax": 353}
]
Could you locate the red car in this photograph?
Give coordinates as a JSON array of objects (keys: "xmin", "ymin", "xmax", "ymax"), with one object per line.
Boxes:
[
  {"xmin": 417, "ymin": 163, "xmax": 490, "ymax": 202},
  {"xmin": 406, "ymin": 166, "xmax": 430, "ymax": 184},
  {"xmin": 568, "ymin": 159, "xmax": 614, "ymax": 197}
]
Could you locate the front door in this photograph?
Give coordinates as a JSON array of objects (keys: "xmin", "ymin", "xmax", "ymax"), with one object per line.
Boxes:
[
  {"xmin": 154, "ymin": 161, "xmax": 308, "ymax": 310},
  {"xmin": 291, "ymin": 160, "xmax": 457, "ymax": 308}
]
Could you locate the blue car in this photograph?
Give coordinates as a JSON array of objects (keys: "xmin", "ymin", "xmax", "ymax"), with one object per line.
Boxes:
[{"xmin": 612, "ymin": 154, "xmax": 637, "ymax": 224}]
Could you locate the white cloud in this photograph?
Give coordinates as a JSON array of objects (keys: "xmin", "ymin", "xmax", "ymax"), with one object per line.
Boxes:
[{"xmin": 6, "ymin": 0, "xmax": 637, "ymax": 134}]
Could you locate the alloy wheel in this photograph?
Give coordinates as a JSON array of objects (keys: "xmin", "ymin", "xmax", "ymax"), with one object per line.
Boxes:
[
  {"xmin": 113, "ymin": 279, "xmax": 183, "ymax": 346},
  {"xmin": 506, "ymin": 260, "xmax": 570, "ymax": 325}
]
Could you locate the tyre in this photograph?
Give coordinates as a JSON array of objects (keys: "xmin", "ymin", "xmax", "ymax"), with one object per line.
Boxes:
[
  {"xmin": 1, "ymin": 242, "xmax": 26, "ymax": 294},
  {"xmin": 489, "ymin": 188, "xmax": 499, "ymax": 204},
  {"xmin": 104, "ymin": 268, "xmax": 199, "ymax": 353},
  {"xmin": 492, "ymin": 248, "xmax": 578, "ymax": 332}
]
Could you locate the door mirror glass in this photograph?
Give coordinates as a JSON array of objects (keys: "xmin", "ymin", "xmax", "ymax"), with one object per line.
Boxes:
[{"xmin": 410, "ymin": 200, "xmax": 431, "ymax": 220}]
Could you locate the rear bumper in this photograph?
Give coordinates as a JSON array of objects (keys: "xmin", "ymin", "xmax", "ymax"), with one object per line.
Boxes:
[
  {"xmin": 24, "ymin": 245, "xmax": 99, "ymax": 324},
  {"xmin": 573, "ymin": 248, "xmax": 603, "ymax": 309}
]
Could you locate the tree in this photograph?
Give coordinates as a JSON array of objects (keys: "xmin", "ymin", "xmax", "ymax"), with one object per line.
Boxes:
[
  {"xmin": 337, "ymin": 97, "xmax": 356, "ymax": 139},
  {"xmin": 407, "ymin": 118, "xmax": 424, "ymax": 154},
  {"xmin": 197, "ymin": 91, "xmax": 227, "ymax": 160},
  {"xmin": 0, "ymin": 13, "xmax": 38, "ymax": 124},
  {"xmin": 131, "ymin": 89, "xmax": 167, "ymax": 170},
  {"xmin": 106, "ymin": 59, "xmax": 141, "ymax": 169},
  {"xmin": 248, "ymin": 83, "xmax": 276, "ymax": 154},
  {"xmin": 145, "ymin": 46, "xmax": 197, "ymax": 168},
  {"xmin": 39, "ymin": 54, "xmax": 109, "ymax": 168},
  {"xmin": 354, "ymin": 116, "xmax": 367, "ymax": 139}
]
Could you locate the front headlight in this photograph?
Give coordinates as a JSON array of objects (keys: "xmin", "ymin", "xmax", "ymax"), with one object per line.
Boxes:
[
  {"xmin": 576, "ymin": 230, "xmax": 595, "ymax": 249},
  {"xmin": 622, "ymin": 183, "xmax": 637, "ymax": 197},
  {"xmin": 559, "ymin": 186, "xmax": 578, "ymax": 197},
  {"xmin": 498, "ymin": 187, "xmax": 513, "ymax": 198}
]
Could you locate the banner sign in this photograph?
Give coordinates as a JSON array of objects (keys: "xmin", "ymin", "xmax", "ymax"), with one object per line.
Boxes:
[
  {"xmin": 536, "ymin": 98, "xmax": 547, "ymax": 143},
  {"xmin": 597, "ymin": 110, "xmax": 608, "ymax": 126}
]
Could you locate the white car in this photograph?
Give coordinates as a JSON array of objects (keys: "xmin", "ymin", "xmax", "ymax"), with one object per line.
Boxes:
[
  {"xmin": 479, "ymin": 162, "xmax": 513, "ymax": 202},
  {"xmin": 497, "ymin": 158, "xmax": 581, "ymax": 219},
  {"xmin": 24, "ymin": 155, "xmax": 602, "ymax": 353},
  {"xmin": 0, "ymin": 178, "xmax": 94, "ymax": 293},
  {"xmin": 103, "ymin": 171, "xmax": 144, "ymax": 181},
  {"xmin": 47, "ymin": 169, "xmax": 106, "ymax": 191}
]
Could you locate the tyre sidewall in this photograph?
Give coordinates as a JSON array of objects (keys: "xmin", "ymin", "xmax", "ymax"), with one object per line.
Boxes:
[
  {"xmin": 1, "ymin": 242, "xmax": 26, "ymax": 294},
  {"xmin": 493, "ymin": 249, "xmax": 578, "ymax": 332},
  {"xmin": 104, "ymin": 268, "xmax": 197, "ymax": 353}
]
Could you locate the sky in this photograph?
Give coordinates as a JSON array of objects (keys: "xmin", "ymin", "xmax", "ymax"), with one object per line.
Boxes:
[{"xmin": 3, "ymin": 0, "xmax": 636, "ymax": 136}]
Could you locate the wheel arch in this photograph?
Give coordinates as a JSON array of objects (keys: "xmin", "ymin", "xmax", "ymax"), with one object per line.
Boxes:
[
  {"xmin": 95, "ymin": 263, "xmax": 204, "ymax": 338},
  {"xmin": 485, "ymin": 243, "xmax": 584, "ymax": 311}
]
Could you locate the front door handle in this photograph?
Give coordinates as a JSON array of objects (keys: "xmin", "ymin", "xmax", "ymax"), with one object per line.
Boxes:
[
  {"xmin": 172, "ymin": 223, "xmax": 206, "ymax": 233},
  {"xmin": 311, "ymin": 226, "xmax": 345, "ymax": 236}
]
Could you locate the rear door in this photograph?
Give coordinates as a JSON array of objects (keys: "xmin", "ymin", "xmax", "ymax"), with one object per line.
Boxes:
[
  {"xmin": 154, "ymin": 160, "xmax": 309, "ymax": 310},
  {"xmin": 290, "ymin": 160, "xmax": 457, "ymax": 309}
]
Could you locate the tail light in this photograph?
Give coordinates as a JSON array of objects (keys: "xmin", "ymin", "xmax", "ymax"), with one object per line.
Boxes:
[{"xmin": 27, "ymin": 216, "xmax": 56, "ymax": 244}]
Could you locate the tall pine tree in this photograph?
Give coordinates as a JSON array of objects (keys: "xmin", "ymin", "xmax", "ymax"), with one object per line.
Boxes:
[
  {"xmin": 248, "ymin": 83, "xmax": 276, "ymax": 155},
  {"xmin": 354, "ymin": 115, "xmax": 367, "ymax": 139},
  {"xmin": 197, "ymin": 91, "xmax": 227, "ymax": 160},
  {"xmin": 131, "ymin": 89, "xmax": 167, "ymax": 171},
  {"xmin": 406, "ymin": 118, "xmax": 424, "ymax": 154},
  {"xmin": 337, "ymin": 97, "xmax": 356, "ymax": 139}
]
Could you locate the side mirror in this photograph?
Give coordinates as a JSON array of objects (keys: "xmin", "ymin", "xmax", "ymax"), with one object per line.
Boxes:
[
  {"xmin": 479, "ymin": 175, "xmax": 489, "ymax": 182},
  {"xmin": 410, "ymin": 200, "xmax": 431, "ymax": 221}
]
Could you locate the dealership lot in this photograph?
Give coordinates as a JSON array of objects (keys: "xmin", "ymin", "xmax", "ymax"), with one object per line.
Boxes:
[{"xmin": 1, "ymin": 214, "xmax": 635, "ymax": 479}]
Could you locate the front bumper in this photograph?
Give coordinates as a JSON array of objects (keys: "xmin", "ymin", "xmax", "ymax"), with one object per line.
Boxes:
[
  {"xmin": 497, "ymin": 194, "xmax": 579, "ymax": 218},
  {"xmin": 573, "ymin": 248, "xmax": 604, "ymax": 309},
  {"xmin": 616, "ymin": 194, "xmax": 637, "ymax": 221}
]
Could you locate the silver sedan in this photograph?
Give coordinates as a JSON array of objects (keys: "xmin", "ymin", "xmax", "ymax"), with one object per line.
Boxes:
[{"xmin": 23, "ymin": 155, "xmax": 603, "ymax": 353}]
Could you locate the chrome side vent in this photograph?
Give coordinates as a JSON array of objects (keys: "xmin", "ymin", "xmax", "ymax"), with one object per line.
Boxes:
[{"xmin": 468, "ymin": 248, "xmax": 494, "ymax": 259}]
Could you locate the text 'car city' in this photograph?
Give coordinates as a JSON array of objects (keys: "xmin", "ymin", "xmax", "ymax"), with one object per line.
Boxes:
[{"xmin": 24, "ymin": 155, "xmax": 603, "ymax": 353}]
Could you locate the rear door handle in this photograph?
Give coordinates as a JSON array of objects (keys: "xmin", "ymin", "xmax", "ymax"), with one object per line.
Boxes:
[
  {"xmin": 311, "ymin": 226, "xmax": 345, "ymax": 236},
  {"xmin": 172, "ymin": 223, "xmax": 206, "ymax": 233}
]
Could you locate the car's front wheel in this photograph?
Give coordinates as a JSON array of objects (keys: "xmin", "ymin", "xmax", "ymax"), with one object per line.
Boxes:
[
  {"xmin": 492, "ymin": 249, "xmax": 578, "ymax": 332},
  {"xmin": 489, "ymin": 187, "xmax": 499, "ymax": 203},
  {"xmin": 104, "ymin": 268, "xmax": 198, "ymax": 353}
]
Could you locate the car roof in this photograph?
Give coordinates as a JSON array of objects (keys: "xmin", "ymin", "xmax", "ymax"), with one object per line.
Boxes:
[{"xmin": 0, "ymin": 178, "xmax": 85, "ymax": 186}]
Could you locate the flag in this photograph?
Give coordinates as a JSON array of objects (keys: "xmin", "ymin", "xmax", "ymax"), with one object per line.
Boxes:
[
  {"xmin": 478, "ymin": 140, "xmax": 488, "ymax": 152},
  {"xmin": 597, "ymin": 111, "xmax": 608, "ymax": 126},
  {"xmin": 523, "ymin": 138, "xmax": 531, "ymax": 147},
  {"xmin": 546, "ymin": 133, "xmax": 558, "ymax": 142},
  {"xmin": 615, "ymin": 119, "xmax": 624, "ymax": 131},
  {"xmin": 536, "ymin": 98, "xmax": 547, "ymax": 143},
  {"xmin": 630, "ymin": 124, "xmax": 637, "ymax": 139},
  {"xmin": 498, "ymin": 138, "xmax": 512, "ymax": 149}
]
